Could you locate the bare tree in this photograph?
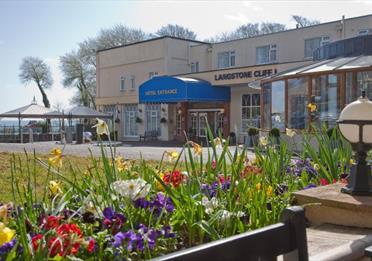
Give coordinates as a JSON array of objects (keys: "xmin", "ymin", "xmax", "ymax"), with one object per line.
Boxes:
[
  {"xmin": 156, "ymin": 24, "xmax": 197, "ymax": 40},
  {"xmin": 60, "ymin": 50, "xmax": 96, "ymax": 108},
  {"xmin": 19, "ymin": 57, "xmax": 53, "ymax": 108},
  {"xmin": 260, "ymin": 22, "xmax": 287, "ymax": 34},
  {"xmin": 292, "ymin": 15, "xmax": 320, "ymax": 27}
]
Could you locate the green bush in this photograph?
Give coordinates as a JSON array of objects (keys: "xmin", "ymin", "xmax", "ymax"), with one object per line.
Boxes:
[
  {"xmin": 269, "ymin": 128, "xmax": 280, "ymax": 138},
  {"xmin": 248, "ymin": 127, "xmax": 259, "ymax": 136}
]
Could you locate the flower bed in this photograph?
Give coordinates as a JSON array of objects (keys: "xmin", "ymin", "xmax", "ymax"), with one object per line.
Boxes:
[{"xmin": 0, "ymin": 122, "xmax": 353, "ymax": 260}]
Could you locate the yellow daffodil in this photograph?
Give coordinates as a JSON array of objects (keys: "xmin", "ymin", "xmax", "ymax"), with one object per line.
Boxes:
[
  {"xmin": 0, "ymin": 222, "xmax": 15, "ymax": 245},
  {"xmin": 48, "ymin": 148, "xmax": 63, "ymax": 168},
  {"xmin": 286, "ymin": 128, "xmax": 296, "ymax": 138},
  {"xmin": 307, "ymin": 103, "xmax": 317, "ymax": 113},
  {"xmin": 259, "ymin": 136, "xmax": 268, "ymax": 146},
  {"xmin": 0, "ymin": 206, "xmax": 7, "ymax": 222},
  {"xmin": 350, "ymin": 159, "xmax": 356, "ymax": 165},
  {"xmin": 266, "ymin": 185, "xmax": 273, "ymax": 197},
  {"xmin": 192, "ymin": 142, "xmax": 202, "ymax": 156},
  {"xmin": 115, "ymin": 156, "xmax": 130, "ymax": 172},
  {"xmin": 255, "ymin": 182, "xmax": 261, "ymax": 191},
  {"xmin": 156, "ymin": 172, "xmax": 165, "ymax": 191},
  {"xmin": 49, "ymin": 180, "xmax": 62, "ymax": 196},
  {"xmin": 165, "ymin": 151, "xmax": 179, "ymax": 162},
  {"xmin": 93, "ymin": 118, "xmax": 109, "ymax": 136},
  {"xmin": 313, "ymin": 163, "xmax": 320, "ymax": 171}
]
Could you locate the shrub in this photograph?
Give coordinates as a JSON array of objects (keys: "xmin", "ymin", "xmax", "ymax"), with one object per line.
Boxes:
[
  {"xmin": 269, "ymin": 128, "xmax": 280, "ymax": 138},
  {"xmin": 248, "ymin": 127, "xmax": 259, "ymax": 136}
]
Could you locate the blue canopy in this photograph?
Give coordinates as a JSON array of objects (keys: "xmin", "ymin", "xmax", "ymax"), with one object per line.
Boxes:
[{"xmin": 139, "ymin": 76, "xmax": 230, "ymax": 103}]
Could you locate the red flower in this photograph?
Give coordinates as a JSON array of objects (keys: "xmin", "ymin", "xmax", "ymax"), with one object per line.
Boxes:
[
  {"xmin": 48, "ymin": 236, "xmax": 63, "ymax": 257},
  {"xmin": 320, "ymin": 178, "xmax": 329, "ymax": 186},
  {"xmin": 45, "ymin": 216, "xmax": 61, "ymax": 230},
  {"xmin": 32, "ymin": 234, "xmax": 43, "ymax": 251},
  {"xmin": 162, "ymin": 170, "xmax": 185, "ymax": 188},
  {"xmin": 87, "ymin": 238, "xmax": 95, "ymax": 253}
]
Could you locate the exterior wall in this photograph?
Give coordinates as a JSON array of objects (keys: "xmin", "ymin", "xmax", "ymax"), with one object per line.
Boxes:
[{"xmin": 189, "ymin": 15, "xmax": 372, "ymax": 70}]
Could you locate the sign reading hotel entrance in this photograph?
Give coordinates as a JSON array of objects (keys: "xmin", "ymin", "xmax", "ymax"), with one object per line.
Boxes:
[
  {"xmin": 214, "ymin": 68, "xmax": 278, "ymax": 81},
  {"xmin": 145, "ymin": 89, "xmax": 178, "ymax": 96}
]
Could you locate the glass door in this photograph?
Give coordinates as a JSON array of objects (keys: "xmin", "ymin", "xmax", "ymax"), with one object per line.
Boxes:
[
  {"xmin": 124, "ymin": 104, "xmax": 138, "ymax": 137},
  {"xmin": 198, "ymin": 113, "xmax": 207, "ymax": 137}
]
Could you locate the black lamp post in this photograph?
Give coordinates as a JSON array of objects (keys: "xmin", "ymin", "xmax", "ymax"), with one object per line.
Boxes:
[{"xmin": 337, "ymin": 90, "xmax": 372, "ymax": 196}]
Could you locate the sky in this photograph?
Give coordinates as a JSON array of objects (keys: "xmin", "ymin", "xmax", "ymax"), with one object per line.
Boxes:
[{"xmin": 0, "ymin": 0, "xmax": 372, "ymax": 113}]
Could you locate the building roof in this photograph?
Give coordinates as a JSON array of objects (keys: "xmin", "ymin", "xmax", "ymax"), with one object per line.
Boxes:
[
  {"xmin": 0, "ymin": 102, "xmax": 53, "ymax": 118},
  {"xmin": 96, "ymin": 36, "xmax": 209, "ymax": 53},
  {"xmin": 44, "ymin": 106, "xmax": 112, "ymax": 119},
  {"xmin": 263, "ymin": 55, "xmax": 372, "ymax": 82}
]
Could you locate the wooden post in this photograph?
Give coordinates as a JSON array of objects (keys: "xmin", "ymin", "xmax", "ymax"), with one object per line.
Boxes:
[{"xmin": 307, "ymin": 76, "xmax": 313, "ymax": 130}]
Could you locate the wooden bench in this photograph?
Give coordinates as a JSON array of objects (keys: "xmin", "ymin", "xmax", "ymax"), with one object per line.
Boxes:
[
  {"xmin": 139, "ymin": 130, "xmax": 158, "ymax": 141},
  {"xmin": 152, "ymin": 206, "xmax": 308, "ymax": 261}
]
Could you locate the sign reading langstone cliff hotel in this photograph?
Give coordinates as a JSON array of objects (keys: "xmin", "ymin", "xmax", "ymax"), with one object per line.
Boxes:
[{"xmin": 95, "ymin": 14, "xmax": 372, "ymax": 143}]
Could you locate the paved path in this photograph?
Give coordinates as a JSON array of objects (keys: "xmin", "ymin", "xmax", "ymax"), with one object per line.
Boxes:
[{"xmin": 0, "ymin": 142, "xmax": 252, "ymax": 161}]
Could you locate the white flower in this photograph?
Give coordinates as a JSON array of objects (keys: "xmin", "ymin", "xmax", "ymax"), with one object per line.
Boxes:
[
  {"xmin": 274, "ymin": 115, "xmax": 281, "ymax": 122},
  {"xmin": 220, "ymin": 210, "xmax": 232, "ymax": 222},
  {"xmin": 113, "ymin": 178, "xmax": 151, "ymax": 200},
  {"xmin": 201, "ymin": 196, "xmax": 219, "ymax": 215}
]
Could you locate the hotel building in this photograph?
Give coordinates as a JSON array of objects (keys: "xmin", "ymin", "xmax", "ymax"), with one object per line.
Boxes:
[{"xmin": 96, "ymin": 14, "xmax": 372, "ymax": 143}]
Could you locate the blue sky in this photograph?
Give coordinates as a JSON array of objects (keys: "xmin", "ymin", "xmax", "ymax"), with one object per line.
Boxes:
[{"xmin": 0, "ymin": 0, "xmax": 372, "ymax": 113}]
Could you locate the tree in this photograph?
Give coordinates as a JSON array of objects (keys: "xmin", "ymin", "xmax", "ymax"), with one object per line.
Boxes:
[
  {"xmin": 260, "ymin": 22, "xmax": 287, "ymax": 34},
  {"xmin": 292, "ymin": 15, "xmax": 320, "ymax": 27},
  {"xmin": 60, "ymin": 50, "xmax": 96, "ymax": 108},
  {"xmin": 155, "ymin": 24, "xmax": 197, "ymax": 40},
  {"xmin": 19, "ymin": 57, "xmax": 53, "ymax": 108}
]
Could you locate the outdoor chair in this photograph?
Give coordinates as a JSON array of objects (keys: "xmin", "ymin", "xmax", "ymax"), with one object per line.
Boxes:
[{"xmin": 152, "ymin": 206, "xmax": 308, "ymax": 261}]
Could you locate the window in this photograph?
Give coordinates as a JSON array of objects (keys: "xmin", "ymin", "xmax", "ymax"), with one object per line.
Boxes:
[
  {"xmin": 191, "ymin": 62, "xmax": 199, "ymax": 73},
  {"xmin": 304, "ymin": 36, "xmax": 330, "ymax": 58},
  {"xmin": 217, "ymin": 51, "xmax": 235, "ymax": 68},
  {"xmin": 271, "ymin": 81, "xmax": 285, "ymax": 131},
  {"xmin": 149, "ymin": 72, "xmax": 158, "ymax": 79},
  {"xmin": 145, "ymin": 104, "xmax": 160, "ymax": 134},
  {"xmin": 312, "ymin": 75, "xmax": 340, "ymax": 128},
  {"xmin": 124, "ymin": 104, "xmax": 138, "ymax": 137},
  {"xmin": 241, "ymin": 93, "xmax": 260, "ymax": 131},
  {"xmin": 176, "ymin": 113, "xmax": 182, "ymax": 135},
  {"xmin": 120, "ymin": 77, "xmax": 125, "ymax": 92},
  {"xmin": 358, "ymin": 29, "xmax": 372, "ymax": 36},
  {"xmin": 131, "ymin": 75, "xmax": 135, "ymax": 89},
  {"xmin": 256, "ymin": 44, "xmax": 277, "ymax": 64},
  {"xmin": 288, "ymin": 78, "xmax": 308, "ymax": 129}
]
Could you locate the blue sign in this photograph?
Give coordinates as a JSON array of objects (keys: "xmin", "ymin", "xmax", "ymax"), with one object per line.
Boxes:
[{"xmin": 139, "ymin": 76, "xmax": 230, "ymax": 103}]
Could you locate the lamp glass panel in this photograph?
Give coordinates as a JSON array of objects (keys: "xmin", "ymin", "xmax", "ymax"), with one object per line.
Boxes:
[
  {"xmin": 363, "ymin": 125, "xmax": 372, "ymax": 143},
  {"xmin": 339, "ymin": 124, "xmax": 359, "ymax": 143}
]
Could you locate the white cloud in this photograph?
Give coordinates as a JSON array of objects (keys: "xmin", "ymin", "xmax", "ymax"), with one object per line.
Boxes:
[{"xmin": 224, "ymin": 13, "xmax": 250, "ymax": 24}]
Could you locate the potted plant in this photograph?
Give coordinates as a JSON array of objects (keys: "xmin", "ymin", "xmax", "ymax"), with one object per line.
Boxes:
[
  {"xmin": 269, "ymin": 128, "xmax": 281, "ymax": 145},
  {"xmin": 160, "ymin": 117, "xmax": 167, "ymax": 124},
  {"xmin": 135, "ymin": 117, "xmax": 143, "ymax": 124},
  {"xmin": 247, "ymin": 127, "xmax": 259, "ymax": 147}
]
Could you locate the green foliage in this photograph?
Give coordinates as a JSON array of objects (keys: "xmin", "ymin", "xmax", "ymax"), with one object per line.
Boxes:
[
  {"xmin": 248, "ymin": 127, "xmax": 259, "ymax": 136},
  {"xmin": 269, "ymin": 128, "xmax": 281, "ymax": 138}
]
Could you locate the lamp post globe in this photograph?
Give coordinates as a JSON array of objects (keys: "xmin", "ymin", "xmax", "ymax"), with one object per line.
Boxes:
[{"xmin": 337, "ymin": 92, "xmax": 372, "ymax": 195}]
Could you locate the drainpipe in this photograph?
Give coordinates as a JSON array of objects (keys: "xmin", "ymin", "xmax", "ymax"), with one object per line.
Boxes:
[{"xmin": 342, "ymin": 15, "xmax": 346, "ymax": 39}]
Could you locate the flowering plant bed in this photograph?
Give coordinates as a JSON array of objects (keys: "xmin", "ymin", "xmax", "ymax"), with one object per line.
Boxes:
[{"xmin": 0, "ymin": 121, "xmax": 353, "ymax": 260}]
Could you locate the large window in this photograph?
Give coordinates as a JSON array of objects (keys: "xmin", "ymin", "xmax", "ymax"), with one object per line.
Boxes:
[
  {"xmin": 357, "ymin": 71, "xmax": 372, "ymax": 98},
  {"xmin": 262, "ymin": 83, "xmax": 272, "ymax": 130},
  {"xmin": 124, "ymin": 104, "xmax": 138, "ymax": 137},
  {"xmin": 256, "ymin": 45, "xmax": 277, "ymax": 64},
  {"xmin": 146, "ymin": 104, "xmax": 160, "ymax": 134},
  {"xmin": 304, "ymin": 36, "xmax": 330, "ymax": 58},
  {"xmin": 312, "ymin": 75, "xmax": 340, "ymax": 128},
  {"xmin": 217, "ymin": 51, "xmax": 235, "ymax": 68},
  {"xmin": 288, "ymin": 78, "xmax": 308, "ymax": 129},
  {"xmin": 271, "ymin": 81, "xmax": 285, "ymax": 131},
  {"xmin": 241, "ymin": 93, "xmax": 260, "ymax": 131}
]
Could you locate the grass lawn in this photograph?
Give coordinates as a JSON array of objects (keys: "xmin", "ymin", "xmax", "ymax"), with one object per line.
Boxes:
[{"xmin": 0, "ymin": 152, "xmax": 93, "ymax": 203}]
